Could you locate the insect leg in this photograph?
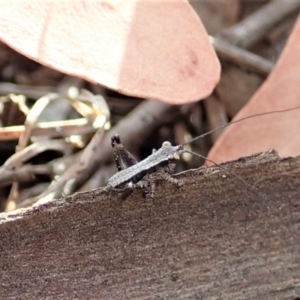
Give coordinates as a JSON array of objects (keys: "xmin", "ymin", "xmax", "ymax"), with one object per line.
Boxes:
[{"xmin": 111, "ymin": 134, "xmax": 138, "ymax": 171}]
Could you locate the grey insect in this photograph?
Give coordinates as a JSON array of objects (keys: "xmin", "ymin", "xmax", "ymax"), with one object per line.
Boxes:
[
  {"xmin": 106, "ymin": 106, "xmax": 300, "ymax": 191},
  {"xmin": 106, "ymin": 140, "xmax": 183, "ymax": 189}
]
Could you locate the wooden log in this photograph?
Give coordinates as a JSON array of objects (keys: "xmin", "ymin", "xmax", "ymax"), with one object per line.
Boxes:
[{"xmin": 1, "ymin": 150, "xmax": 300, "ymax": 299}]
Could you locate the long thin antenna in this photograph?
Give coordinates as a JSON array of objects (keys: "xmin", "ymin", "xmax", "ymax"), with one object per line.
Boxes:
[
  {"xmin": 183, "ymin": 105, "xmax": 300, "ymax": 146},
  {"xmin": 184, "ymin": 149, "xmax": 297, "ymax": 241},
  {"xmin": 184, "ymin": 149, "xmax": 261, "ymax": 195}
]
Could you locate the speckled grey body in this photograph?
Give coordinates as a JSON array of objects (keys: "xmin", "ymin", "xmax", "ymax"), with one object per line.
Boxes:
[{"xmin": 107, "ymin": 142, "xmax": 183, "ymax": 188}]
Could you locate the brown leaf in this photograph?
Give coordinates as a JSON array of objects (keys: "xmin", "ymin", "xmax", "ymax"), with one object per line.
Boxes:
[
  {"xmin": 208, "ymin": 16, "xmax": 300, "ymax": 163},
  {"xmin": 0, "ymin": 0, "xmax": 220, "ymax": 104}
]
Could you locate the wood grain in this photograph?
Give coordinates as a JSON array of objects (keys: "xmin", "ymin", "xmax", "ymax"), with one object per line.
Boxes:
[{"xmin": 1, "ymin": 151, "xmax": 300, "ymax": 299}]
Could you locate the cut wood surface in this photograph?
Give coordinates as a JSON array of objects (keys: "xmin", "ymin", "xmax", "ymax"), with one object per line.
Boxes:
[{"xmin": 1, "ymin": 151, "xmax": 300, "ymax": 300}]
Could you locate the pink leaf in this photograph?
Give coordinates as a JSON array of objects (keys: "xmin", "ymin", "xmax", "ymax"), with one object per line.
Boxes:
[
  {"xmin": 0, "ymin": 0, "xmax": 220, "ymax": 104},
  {"xmin": 208, "ymin": 16, "xmax": 300, "ymax": 162}
]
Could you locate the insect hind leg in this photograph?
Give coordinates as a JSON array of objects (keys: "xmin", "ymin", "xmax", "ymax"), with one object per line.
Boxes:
[{"xmin": 135, "ymin": 163, "xmax": 183, "ymax": 198}]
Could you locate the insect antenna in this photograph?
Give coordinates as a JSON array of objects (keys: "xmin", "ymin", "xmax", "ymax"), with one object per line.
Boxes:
[
  {"xmin": 183, "ymin": 149, "xmax": 259, "ymax": 193},
  {"xmin": 183, "ymin": 149, "xmax": 298, "ymax": 241},
  {"xmin": 180, "ymin": 105, "xmax": 300, "ymax": 241},
  {"xmin": 182, "ymin": 105, "xmax": 300, "ymax": 146}
]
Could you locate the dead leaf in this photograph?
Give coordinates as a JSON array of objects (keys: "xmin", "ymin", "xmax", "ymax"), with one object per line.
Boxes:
[
  {"xmin": 0, "ymin": 0, "xmax": 220, "ymax": 104},
  {"xmin": 208, "ymin": 16, "xmax": 300, "ymax": 163}
]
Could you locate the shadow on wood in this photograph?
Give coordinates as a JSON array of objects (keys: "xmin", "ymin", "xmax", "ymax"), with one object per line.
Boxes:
[{"xmin": 1, "ymin": 150, "xmax": 300, "ymax": 299}]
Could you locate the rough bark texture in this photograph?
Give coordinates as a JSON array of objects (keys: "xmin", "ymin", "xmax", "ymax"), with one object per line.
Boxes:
[{"xmin": 1, "ymin": 150, "xmax": 300, "ymax": 300}]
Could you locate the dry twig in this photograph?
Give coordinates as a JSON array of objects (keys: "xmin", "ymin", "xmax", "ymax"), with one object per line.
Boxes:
[{"xmin": 217, "ymin": 0, "xmax": 300, "ymax": 48}]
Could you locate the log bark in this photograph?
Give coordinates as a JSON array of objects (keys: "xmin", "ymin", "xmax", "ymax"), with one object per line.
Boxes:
[{"xmin": 1, "ymin": 150, "xmax": 300, "ymax": 300}]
